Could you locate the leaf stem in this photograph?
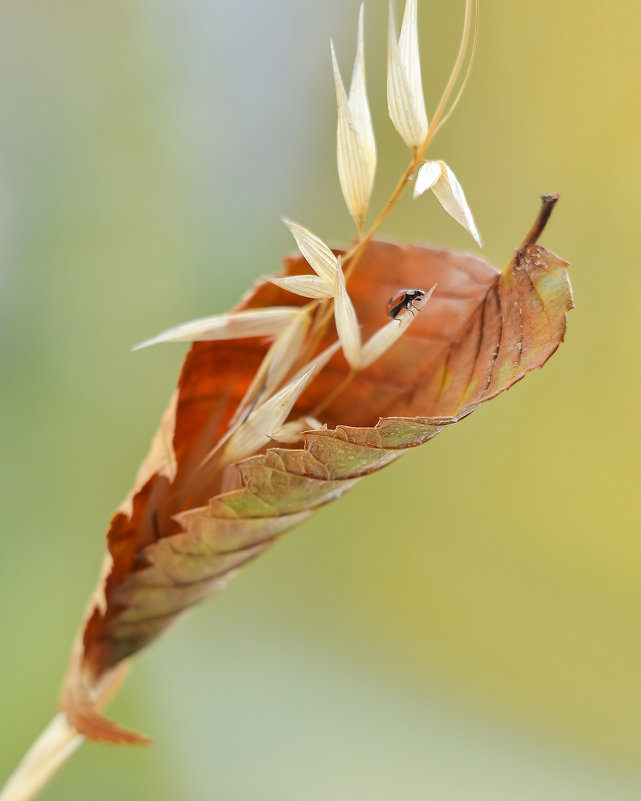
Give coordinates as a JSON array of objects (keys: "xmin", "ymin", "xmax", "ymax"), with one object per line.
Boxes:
[
  {"xmin": 428, "ymin": 0, "xmax": 475, "ymax": 138},
  {"xmin": 431, "ymin": 0, "xmax": 479, "ymax": 136},
  {"xmin": 0, "ymin": 715, "xmax": 83, "ymax": 801},
  {"xmin": 519, "ymin": 194, "xmax": 560, "ymax": 249}
]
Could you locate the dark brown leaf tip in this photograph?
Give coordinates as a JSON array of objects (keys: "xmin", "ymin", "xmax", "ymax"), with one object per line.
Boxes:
[{"xmin": 519, "ymin": 193, "xmax": 560, "ymax": 251}]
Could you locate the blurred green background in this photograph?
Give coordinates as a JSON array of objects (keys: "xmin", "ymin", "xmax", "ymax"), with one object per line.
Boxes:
[{"xmin": 1, "ymin": 1, "xmax": 640, "ymax": 799}]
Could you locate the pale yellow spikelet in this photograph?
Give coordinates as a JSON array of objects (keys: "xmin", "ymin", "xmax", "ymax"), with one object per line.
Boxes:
[
  {"xmin": 414, "ymin": 160, "xmax": 482, "ymax": 246},
  {"xmin": 387, "ymin": 0, "xmax": 428, "ymax": 151},
  {"xmin": 231, "ymin": 308, "xmax": 312, "ymax": 426},
  {"xmin": 331, "ymin": 4, "xmax": 376, "ymax": 229},
  {"xmin": 132, "ymin": 307, "xmax": 302, "ymax": 350},
  {"xmin": 269, "ymin": 416, "xmax": 325, "ymax": 444},
  {"xmin": 398, "ymin": 0, "xmax": 427, "ymax": 136},
  {"xmin": 221, "ymin": 367, "xmax": 315, "ymax": 465},
  {"xmin": 349, "ymin": 6, "xmax": 376, "ymax": 174},
  {"xmin": 333, "ymin": 258, "xmax": 362, "ymax": 369},
  {"xmin": 267, "ymin": 274, "xmax": 335, "ymax": 300},
  {"xmin": 209, "ymin": 340, "xmax": 339, "ymax": 468},
  {"xmin": 413, "ymin": 160, "xmax": 442, "ymax": 196},
  {"xmin": 282, "ymin": 218, "xmax": 338, "ymax": 285}
]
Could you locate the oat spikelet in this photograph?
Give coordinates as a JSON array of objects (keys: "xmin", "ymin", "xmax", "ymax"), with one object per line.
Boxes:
[
  {"xmin": 414, "ymin": 160, "xmax": 482, "ymax": 246},
  {"xmin": 331, "ymin": 4, "xmax": 376, "ymax": 231},
  {"xmin": 387, "ymin": 0, "xmax": 428, "ymax": 151},
  {"xmin": 133, "ymin": 307, "xmax": 302, "ymax": 349}
]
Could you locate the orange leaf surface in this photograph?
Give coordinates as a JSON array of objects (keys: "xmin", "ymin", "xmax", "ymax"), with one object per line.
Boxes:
[{"xmin": 61, "ymin": 200, "xmax": 572, "ymax": 743}]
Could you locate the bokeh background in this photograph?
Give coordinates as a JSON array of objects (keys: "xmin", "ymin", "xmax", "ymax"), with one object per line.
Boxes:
[{"xmin": 1, "ymin": 1, "xmax": 640, "ymax": 799}]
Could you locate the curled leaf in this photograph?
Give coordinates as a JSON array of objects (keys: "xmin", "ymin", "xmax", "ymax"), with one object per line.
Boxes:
[{"xmin": 60, "ymin": 200, "xmax": 572, "ymax": 743}]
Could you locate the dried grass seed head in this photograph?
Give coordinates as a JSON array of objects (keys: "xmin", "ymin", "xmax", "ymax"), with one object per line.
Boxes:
[
  {"xmin": 282, "ymin": 218, "xmax": 338, "ymax": 286},
  {"xmin": 387, "ymin": 0, "xmax": 428, "ymax": 152},
  {"xmin": 267, "ymin": 274, "xmax": 335, "ymax": 300},
  {"xmin": 414, "ymin": 160, "xmax": 482, "ymax": 246},
  {"xmin": 133, "ymin": 307, "xmax": 305, "ymax": 350},
  {"xmin": 331, "ymin": 4, "xmax": 376, "ymax": 229},
  {"xmin": 333, "ymin": 257, "xmax": 363, "ymax": 369},
  {"xmin": 230, "ymin": 308, "xmax": 312, "ymax": 426},
  {"xmin": 269, "ymin": 416, "xmax": 325, "ymax": 444},
  {"xmin": 220, "ymin": 366, "xmax": 316, "ymax": 465}
]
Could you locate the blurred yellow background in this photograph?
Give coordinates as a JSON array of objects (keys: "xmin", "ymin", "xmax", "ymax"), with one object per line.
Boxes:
[{"xmin": 1, "ymin": 1, "xmax": 640, "ymax": 799}]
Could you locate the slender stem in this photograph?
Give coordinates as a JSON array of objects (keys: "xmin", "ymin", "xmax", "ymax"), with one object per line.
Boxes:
[
  {"xmin": 519, "ymin": 194, "xmax": 560, "ymax": 249},
  {"xmin": 343, "ymin": 159, "xmax": 417, "ymax": 281},
  {"xmin": 341, "ymin": 130, "xmax": 434, "ymax": 284},
  {"xmin": 429, "ymin": 0, "xmax": 474, "ymax": 138},
  {"xmin": 0, "ymin": 715, "xmax": 83, "ymax": 801},
  {"xmin": 431, "ymin": 0, "xmax": 479, "ymax": 136}
]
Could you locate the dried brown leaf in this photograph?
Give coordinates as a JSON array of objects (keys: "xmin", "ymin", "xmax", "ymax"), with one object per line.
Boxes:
[{"xmin": 61, "ymin": 203, "xmax": 572, "ymax": 743}]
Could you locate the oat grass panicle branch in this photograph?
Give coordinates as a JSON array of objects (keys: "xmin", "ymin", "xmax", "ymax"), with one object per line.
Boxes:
[{"xmin": 0, "ymin": 2, "xmax": 573, "ymax": 799}]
